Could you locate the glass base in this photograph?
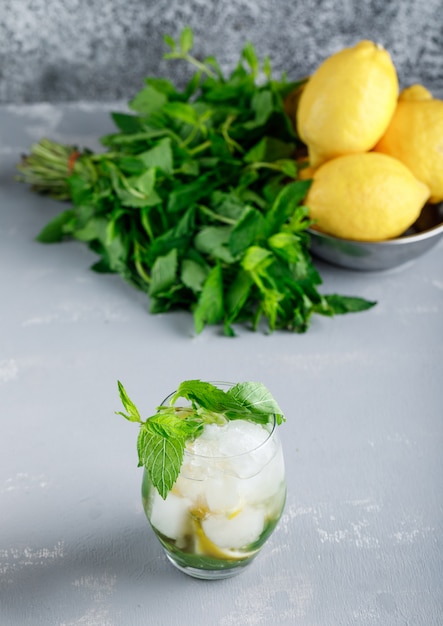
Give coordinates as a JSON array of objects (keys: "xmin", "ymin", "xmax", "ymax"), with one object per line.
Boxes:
[{"xmin": 165, "ymin": 553, "xmax": 251, "ymax": 580}]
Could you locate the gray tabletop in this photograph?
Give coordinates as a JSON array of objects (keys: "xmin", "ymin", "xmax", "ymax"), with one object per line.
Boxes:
[{"xmin": 1, "ymin": 103, "xmax": 442, "ymax": 626}]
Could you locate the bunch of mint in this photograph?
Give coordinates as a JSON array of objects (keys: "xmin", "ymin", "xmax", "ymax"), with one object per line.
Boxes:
[{"xmin": 17, "ymin": 27, "xmax": 375, "ymax": 335}]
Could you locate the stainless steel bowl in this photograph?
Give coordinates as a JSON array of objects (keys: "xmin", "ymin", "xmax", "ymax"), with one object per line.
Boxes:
[{"xmin": 308, "ymin": 203, "xmax": 443, "ymax": 271}]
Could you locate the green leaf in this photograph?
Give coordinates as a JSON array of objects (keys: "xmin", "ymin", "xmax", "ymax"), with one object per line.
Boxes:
[
  {"xmin": 244, "ymin": 136, "xmax": 295, "ymax": 164},
  {"xmin": 115, "ymin": 156, "xmax": 148, "ymax": 175},
  {"xmin": 91, "ymin": 259, "xmax": 113, "ymax": 274},
  {"xmin": 116, "ymin": 381, "xmax": 142, "ymax": 422},
  {"xmin": 179, "ymin": 26, "xmax": 194, "ymax": 54},
  {"xmin": 275, "ymin": 159, "xmax": 298, "ymax": 178},
  {"xmin": 194, "ymin": 226, "xmax": 235, "ymax": 263},
  {"xmin": 133, "ymin": 168, "xmax": 156, "ymax": 195},
  {"xmin": 119, "ymin": 188, "xmax": 162, "ymax": 208},
  {"xmin": 288, "ymin": 204, "xmax": 312, "ymax": 232},
  {"xmin": 145, "ymin": 77, "xmax": 180, "ymax": 99},
  {"xmin": 171, "ymin": 380, "xmax": 242, "ymax": 414},
  {"xmin": 228, "ymin": 382, "xmax": 285, "ymax": 424},
  {"xmin": 267, "ymin": 292, "xmax": 285, "ymax": 330},
  {"xmin": 204, "ymin": 55, "xmax": 224, "ymax": 79},
  {"xmin": 178, "ymin": 158, "xmax": 200, "ymax": 176},
  {"xmin": 101, "ymin": 224, "xmax": 127, "ymax": 273},
  {"xmin": 229, "ymin": 207, "xmax": 266, "ymax": 257},
  {"xmin": 325, "ymin": 295, "xmax": 377, "ymax": 314},
  {"xmin": 139, "ymin": 138, "xmax": 173, "ymax": 175},
  {"xmin": 181, "ymin": 258, "xmax": 209, "ymax": 293},
  {"xmin": 243, "ymin": 90, "xmax": 274, "ymax": 130},
  {"xmin": 163, "ymin": 34, "xmax": 176, "ymax": 51},
  {"xmin": 241, "ymin": 246, "xmax": 273, "ymax": 273},
  {"xmin": 210, "ymin": 191, "xmax": 246, "ymax": 221},
  {"xmin": 110, "ymin": 112, "xmax": 143, "ymax": 133},
  {"xmin": 129, "ymin": 85, "xmax": 167, "ymax": 115},
  {"xmin": 225, "ymin": 269, "xmax": 253, "ymax": 321},
  {"xmin": 241, "ymin": 42, "xmax": 259, "ymax": 76},
  {"xmin": 265, "ymin": 179, "xmax": 312, "ymax": 234},
  {"xmin": 268, "ymin": 232, "xmax": 304, "ymax": 264},
  {"xmin": 149, "ymin": 248, "xmax": 178, "ymax": 297},
  {"xmin": 137, "ymin": 422, "xmax": 185, "ymax": 500},
  {"xmin": 137, "ymin": 404, "xmax": 204, "ymax": 499},
  {"xmin": 170, "ymin": 379, "xmax": 285, "ymax": 424},
  {"xmin": 114, "ymin": 167, "xmax": 162, "ymax": 207},
  {"xmin": 68, "ymin": 174, "xmax": 93, "ymax": 206},
  {"xmin": 36, "ymin": 209, "xmax": 74, "ymax": 242},
  {"xmin": 73, "ymin": 216, "xmax": 107, "ymax": 243},
  {"xmin": 263, "ymin": 55, "xmax": 272, "ymax": 79},
  {"xmin": 193, "ymin": 264, "xmax": 224, "ymax": 334},
  {"xmin": 163, "ymin": 102, "xmax": 199, "ymax": 125},
  {"xmin": 167, "ymin": 172, "xmax": 214, "ymax": 213}
]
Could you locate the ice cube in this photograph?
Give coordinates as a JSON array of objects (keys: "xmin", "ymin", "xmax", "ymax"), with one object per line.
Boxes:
[
  {"xmin": 202, "ymin": 506, "xmax": 265, "ymax": 549},
  {"xmin": 181, "ymin": 448, "xmax": 217, "ymax": 481},
  {"xmin": 186, "ymin": 424, "xmax": 222, "ymax": 457},
  {"xmin": 173, "ymin": 473, "xmax": 206, "ymax": 502},
  {"xmin": 217, "ymin": 421, "xmax": 271, "ymax": 457},
  {"xmin": 186, "ymin": 420, "xmax": 271, "ymax": 458},
  {"xmin": 185, "ymin": 420, "xmax": 274, "ymax": 478},
  {"xmin": 239, "ymin": 446, "xmax": 286, "ymax": 503},
  {"xmin": 149, "ymin": 490, "xmax": 192, "ymax": 541},
  {"xmin": 204, "ymin": 475, "xmax": 241, "ymax": 513}
]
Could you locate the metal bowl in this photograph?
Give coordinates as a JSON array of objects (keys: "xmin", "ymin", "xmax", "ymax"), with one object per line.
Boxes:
[{"xmin": 308, "ymin": 203, "xmax": 443, "ymax": 271}]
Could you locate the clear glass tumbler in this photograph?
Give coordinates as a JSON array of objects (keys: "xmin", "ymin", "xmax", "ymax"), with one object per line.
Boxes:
[{"xmin": 141, "ymin": 383, "xmax": 286, "ymax": 580}]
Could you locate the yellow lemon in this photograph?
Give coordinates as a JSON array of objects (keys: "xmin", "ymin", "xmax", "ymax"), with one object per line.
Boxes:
[
  {"xmin": 305, "ymin": 152, "xmax": 430, "ymax": 242},
  {"xmin": 374, "ymin": 85, "xmax": 443, "ymax": 203},
  {"xmin": 296, "ymin": 40, "xmax": 399, "ymax": 168}
]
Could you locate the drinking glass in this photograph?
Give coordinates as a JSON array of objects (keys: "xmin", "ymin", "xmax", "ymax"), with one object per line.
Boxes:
[{"xmin": 141, "ymin": 383, "xmax": 286, "ymax": 580}]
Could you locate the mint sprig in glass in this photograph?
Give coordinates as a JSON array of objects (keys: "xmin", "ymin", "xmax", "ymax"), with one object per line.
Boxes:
[{"xmin": 117, "ymin": 379, "xmax": 287, "ymax": 579}]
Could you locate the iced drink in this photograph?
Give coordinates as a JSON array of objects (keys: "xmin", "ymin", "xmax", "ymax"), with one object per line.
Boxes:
[{"xmin": 142, "ymin": 409, "xmax": 286, "ymax": 579}]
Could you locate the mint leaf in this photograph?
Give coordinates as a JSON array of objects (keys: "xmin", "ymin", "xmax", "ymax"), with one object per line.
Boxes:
[
  {"xmin": 241, "ymin": 41, "xmax": 259, "ymax": 76},
  {"xmin": 148, "ymin": 248, "xmax": 178, "ymax": 297},
  {"xmin": 228, "ymin": 382, "xmax": 285, "ymax": 425},
  {"xmin": 115, "ymin": 380, "xmax": 142, "ymax": 422},
  {"xmin": 179, "ymin": 26, "xmax": 194, "ymax": 54},
  {"xmin": 325, "ymin": 294, "xmax": 377, "ymax": 314},
  {"xmin": 137, "ymin": 423, "xmax": 185, "ymax": 500},
  {"xmin": 163, "ymin": 102, "xmax": 199, "ymax": 125},
  {"xmin": 137, "ymin": 409, "xmax": 204, "ymax": 498},
  {"xmin": 193, "ymin": 264, "xmax": 224, "ymax": 334},
  {"xmin": 36, "ymin": 209, "xmax": 74, "ymax": 243},
  {"xmin": 224, "ymin": 269, "xmax": 254, "ymax": 331},
  {"xmin": 229, "ymin": 207, "xmax": 266, "ymax": 257},
  {"xmin": 180, "ymin": 258, "xmax": 209, "ymax": 293},
  {"xmin": 163, "ymin": 34, "xmax": 176, "ymax": 51},
  {"xmin": 129, "ymin": 84, "xmax": 167, "ymax": 115},
  {"xmin": 139, "ymin": 138, "xmax": 173, "ymax": 175},
  {"xmin": 171, "ymin": 380, "xmax": 241, "ymax": 414},
  {"xmin": 194, "ymin": 226, "xmax": 235, "ymax": 263},
  {"xmin": 265, "ymin": 180, "xmax": 312, "ymax": 235},
  {"xmin": 170, "ymin": 380, "xmax": 285, "ymax": 424}
]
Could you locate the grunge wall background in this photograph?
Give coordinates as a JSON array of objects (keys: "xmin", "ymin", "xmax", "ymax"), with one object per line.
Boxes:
[{"xmin": 1, "ymin": 0, "xmax": 442, "ymax": 103}]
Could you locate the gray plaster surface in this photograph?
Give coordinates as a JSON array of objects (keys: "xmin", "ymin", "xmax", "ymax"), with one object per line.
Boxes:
[
  {"xmin": 1, "ymin": 103, "xmax": 443, "ymax": 625},
  {"xmin": 1, "ymin": 0, "xmax": 443, "ymax": 103}
]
